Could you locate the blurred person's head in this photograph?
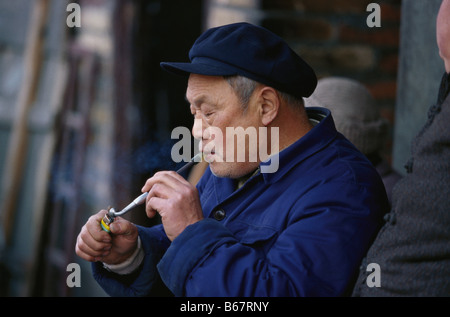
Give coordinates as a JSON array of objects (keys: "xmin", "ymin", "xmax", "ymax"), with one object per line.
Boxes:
[
  {"xmin": 437, "ymin": 0, "xmax": 450, "ymax": 72},
  {"xmin": 304, "ymin": 77, "xmax": 388, "ymax": 160}
]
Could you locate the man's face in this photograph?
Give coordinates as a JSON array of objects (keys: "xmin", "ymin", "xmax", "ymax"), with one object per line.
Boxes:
[
  {"xmin": 437, "ymin": 0, "xmax": 450, "ymax": 72},
  {"xmin": 186, "ymin": 74, "xmax": 262, "ymax": 178}
]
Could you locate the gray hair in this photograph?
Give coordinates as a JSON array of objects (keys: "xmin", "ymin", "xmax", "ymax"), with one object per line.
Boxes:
[{"xmin": 224, "ymin": 75, "xmax": 304, "ymax": 111}]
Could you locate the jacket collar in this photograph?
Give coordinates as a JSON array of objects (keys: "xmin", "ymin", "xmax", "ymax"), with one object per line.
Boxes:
[{"xmin": 260, "ymin": 107, "xmax": 338, "ymax": 184}]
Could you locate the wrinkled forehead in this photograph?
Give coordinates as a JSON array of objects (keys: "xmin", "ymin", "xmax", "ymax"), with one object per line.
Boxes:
[{"xmin": 186, "ymin": 74, "xmax": 234, "ymax": 105}]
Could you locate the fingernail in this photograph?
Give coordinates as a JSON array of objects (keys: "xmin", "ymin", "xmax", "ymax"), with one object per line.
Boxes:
[{"xmin": 110, "ymin": 222, "xmax": 120, "ymax": 232}]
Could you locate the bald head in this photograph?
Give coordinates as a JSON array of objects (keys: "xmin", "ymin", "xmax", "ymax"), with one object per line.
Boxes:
[{"xmin": 437, "ymin": 0, "xmax": 450, "ymax": 72}]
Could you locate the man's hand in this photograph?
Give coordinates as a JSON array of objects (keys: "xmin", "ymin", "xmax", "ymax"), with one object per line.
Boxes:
[
  {"xmin": 75, "ymin": 210, "xmax": 139, "ymax": 265},
  {"xmin": 142, "ymin": 171, "xmax": 203, "ymax": 241}
]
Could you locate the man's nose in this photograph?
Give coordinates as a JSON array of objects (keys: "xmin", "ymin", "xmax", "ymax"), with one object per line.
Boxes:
[{"xmin": 192, "ymin": 118, "xmax": 204, "ymax": 140}]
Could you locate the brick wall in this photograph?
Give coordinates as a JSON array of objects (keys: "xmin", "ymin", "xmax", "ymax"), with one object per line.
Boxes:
[{"xmin": 205, "ymin": 0, "xmax": 402, "ymax": 160}]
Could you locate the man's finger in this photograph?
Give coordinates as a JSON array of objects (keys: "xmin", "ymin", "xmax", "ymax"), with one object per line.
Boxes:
[
  {"xmin": 75, "ymin": 231, "xmax": 111, "ymax": 261},
  {"xmin": 146, "ymin": 196, "xmax": 166, "ymax": 218},
  {"xmin": 141, "ymin": 170, "xmax": 189, "ymax": 193}
]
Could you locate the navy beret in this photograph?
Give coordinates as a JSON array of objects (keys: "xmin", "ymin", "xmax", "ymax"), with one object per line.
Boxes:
[{"xmin": 160, "ymin": 22, "xmax": 317, "ymax": 99}]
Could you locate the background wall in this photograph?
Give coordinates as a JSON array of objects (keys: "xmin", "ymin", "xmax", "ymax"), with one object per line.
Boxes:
[{"xmin": 393, "ymin": 0, "xmax": 444, "ymax": 174}]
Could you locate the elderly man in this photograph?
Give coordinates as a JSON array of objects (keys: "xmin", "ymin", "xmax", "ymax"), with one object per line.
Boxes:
[{"xmin": 75, "ymin": 23, "xmax": 388, "ymax": 296}]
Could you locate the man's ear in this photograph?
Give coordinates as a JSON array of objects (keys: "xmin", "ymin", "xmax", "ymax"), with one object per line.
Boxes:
[{"xmin": 259, "ymin": 87, "xmax": 280, "ymax": 126}]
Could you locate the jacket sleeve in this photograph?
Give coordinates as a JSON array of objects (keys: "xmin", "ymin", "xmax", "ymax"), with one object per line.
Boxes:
[
  {"xmin": 157, "ymin": 180, "xmax": 386, "ymax": 297},
  {"xmin": 92, "ymin": 224, "xmax": 172, "ymax": 296}
]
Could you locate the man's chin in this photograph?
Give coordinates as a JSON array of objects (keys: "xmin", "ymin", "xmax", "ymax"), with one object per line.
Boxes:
[{"xmin": 209, "ymin": 160, "xmax": 259, "ymax": 179}]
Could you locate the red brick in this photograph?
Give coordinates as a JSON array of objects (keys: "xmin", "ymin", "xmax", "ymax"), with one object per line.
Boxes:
[
  {"xmin": 380, "ymin": 106, "xmax": 395, "ymax": 125},
  {"xmin": 295, "ymin": 45, "xmax": 375, "ymax": 71},
  {"xmin": 262, "ymin": 18, "xmax": 333, "ymax": 41},
  {"xmin": 261, "ymin": 0, "xmax": 401, "ymax": 17},
  {"xmin": 380, "ymin": 3, "xmax": 401, "ymax": 22},
  {"xmin": 300, "ymin": 0, "xmax": 372, "ymax": 13},
  {"xmin": 379, "ymin": 53, "xmax": 399, "ymax": 74},
  {"xmin": 366, "ymin": 80, "xmax": 397, "ymax": 100},
  {"xmin": 330, "ymin": 45, "xmax": 375, "ymax": 70},
  {"xmin": 261, "ymin": 0, "xmax": 299, "ymax": 10},
  {"xmin": 340, "ymin": 24, "xmax": 400, "ymax": 47},
  {"xmin": 261, "ymin": 0, "xmax": 378, "ymax": 12}
]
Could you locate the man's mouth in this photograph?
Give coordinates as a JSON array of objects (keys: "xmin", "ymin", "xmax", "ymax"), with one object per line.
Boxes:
[
  {"xmin": 201, "ymin": 146, "xmax": 217, "ymax": 162},
  {"xmin": 200, "ymin": 140, "xmax": 214, "ymax": 155},
  {"xmin": 203, "ymin": 150, "xmax": 216, "ymax": 162}
]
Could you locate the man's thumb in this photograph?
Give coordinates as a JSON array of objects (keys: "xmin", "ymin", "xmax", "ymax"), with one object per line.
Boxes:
[{"xmin": 109, "ymin": 218, "xmax": 133, "ymax": 236}]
